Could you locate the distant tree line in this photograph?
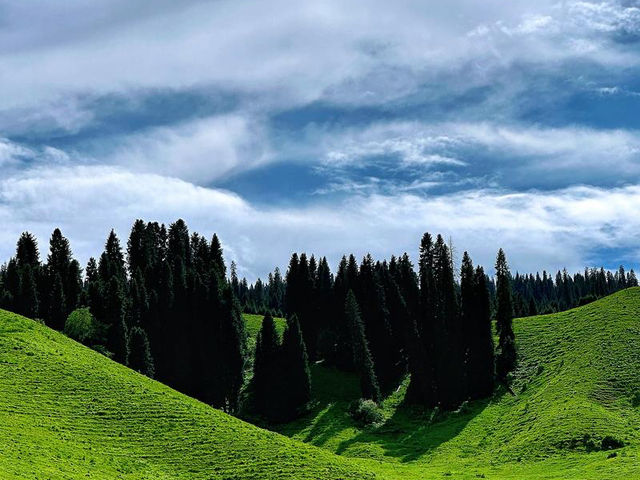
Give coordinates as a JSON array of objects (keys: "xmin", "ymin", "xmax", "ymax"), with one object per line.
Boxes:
[{"xmin": 511, "ymin": 266, "xmax": 637, "ymax": 316}]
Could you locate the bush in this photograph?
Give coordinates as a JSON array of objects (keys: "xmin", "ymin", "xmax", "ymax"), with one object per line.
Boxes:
[
  {"xmin": 64, "ymin": 308, "xmax": 96, "ymax": 344},
  {"xmin": 632, "ymin": 391, "xmax": 640, "ymax": 408},
  {"xmin": 578, "ymin": 295, "xmax": 597, "ymax": 307},
  {"xmin": 601, "ymin": 436, "xmax": 624, "ymax": 451},
  {"xmin": 348, "ymin": 399, "xmax": 384, "ymax": 427}
]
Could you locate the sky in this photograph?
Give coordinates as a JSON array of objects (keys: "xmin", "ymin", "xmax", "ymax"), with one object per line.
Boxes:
[{"xmin": 1, "ymin": 0, "xmax": 640, "ymax": 281}]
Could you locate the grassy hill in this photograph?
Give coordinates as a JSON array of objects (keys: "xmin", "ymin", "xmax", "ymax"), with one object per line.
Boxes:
[
  {"xmin": 270, "ymin": 288, "xmax": 640, "ymax": 479},
  {"xmin": 0, "ymin": 310, "xmax": 383, "ymax": 479},
  {"xmin": 1, "ymin": 289, "xmax": 640, "ymax": 479}
]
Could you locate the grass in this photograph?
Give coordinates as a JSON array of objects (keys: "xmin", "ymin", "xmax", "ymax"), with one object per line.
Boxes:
[
  {"xmin": 2, "ymin": 289, "xmax": 640, "ymax": 478},
  {"xmin": 271, "ymin": 288, "xmax": 640, "ymax": 479},
  {"xmin": 0, "ymin": 310, "xmax": 378, "ymax": 479}
]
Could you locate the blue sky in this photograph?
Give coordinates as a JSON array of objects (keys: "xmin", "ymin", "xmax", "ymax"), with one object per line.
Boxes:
[{"xmin": 1, "ymin": 0, "xmax": 640, "ymax": 280}]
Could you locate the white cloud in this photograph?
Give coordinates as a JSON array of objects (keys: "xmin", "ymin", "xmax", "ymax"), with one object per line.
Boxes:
[
  {"xmin": 105, "ymin": 115, "xmax": 271, "ymax": 184},
  {"xmin": 318, "ymin": 121, "xmax": 640, "ymax": 185},
  {"xmin": 2, "ymin": 165, "xmax": 640, "ymax": 280},
  {"xmin": 0, "ymin": 0, "xmax": 638, "ymax": 134}
]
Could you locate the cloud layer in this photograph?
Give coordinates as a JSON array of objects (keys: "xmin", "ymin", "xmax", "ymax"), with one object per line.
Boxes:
[{"xmin": 1, "ymin": 1, "xmax": 640, "ymax": 279}]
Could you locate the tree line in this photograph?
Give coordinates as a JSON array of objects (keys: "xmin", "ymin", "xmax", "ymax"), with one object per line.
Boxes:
[
  {"xmin": 0, "ymin": 221, "xmax": 248, "ymax": 413},
  {"xmin": 251, "ymin": 234, "xmax": 512, "ymax": 415},
  {"xmin": 1, "ymin": 221, "xmax": 634, "ymax": 422}
]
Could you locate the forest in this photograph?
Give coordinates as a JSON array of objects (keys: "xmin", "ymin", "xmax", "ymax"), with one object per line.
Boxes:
[{"xmin": 0, "ymin": 219, "xmax": 635, "ymax": 421}]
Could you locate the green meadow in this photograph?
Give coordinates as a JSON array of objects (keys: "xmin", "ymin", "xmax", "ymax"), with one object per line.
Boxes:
[{"xmin": 2, "ymin": 288, "xmax": 640, "ymax": 479}]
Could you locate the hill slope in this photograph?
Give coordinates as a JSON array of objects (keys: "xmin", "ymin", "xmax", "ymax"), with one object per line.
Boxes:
[
  {"xmin": 2, "ymin": 289, "xmax": 640, "ymax": 479},
  {"xmin": 273, "ymin": 288, "xmax": 640, "ymax": 479},
  {"xmin": 0, "ymin": 309, "xmax": 384, "ymax": 479}
]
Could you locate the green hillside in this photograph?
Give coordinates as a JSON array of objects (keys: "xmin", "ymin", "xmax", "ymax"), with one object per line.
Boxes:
[
  {"xmin": 2, "ymin": 289, "xmax": 640, "ymax": 479},
  {"xmin": 272, "ymin": 288, "xmax": 640, "ymax": 479},
  {"xmin": 0, "ymin": 309, "xmax": 381, "ymax": 479}
]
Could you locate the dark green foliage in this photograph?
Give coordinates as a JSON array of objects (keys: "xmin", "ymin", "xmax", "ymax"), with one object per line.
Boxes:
[
  {"xmin": 345, "ymin": 290, "xmax": 380, "ymax": 402},
  {"xmin": 48, "ymin": 273, "xmax": 66, "ymax": 330},
  {"xmin": 432, "ymin": 235, "xmax": 464, "ymax": 409},
  {"xmin": 128, "ymin": 326, "xmax": 154, "ymax": 378},
  {"xmin": 280, "ymin": 314, "xmax": 312, "ymax": 418},
  {"xmin": 356, "ymin": 254, "xmax": 401, "ymax": 391},
  {"xmin": 219, "ymin": 286, "xmax": 247, "ymax": 413},
  {"xmin": 495, "ymin": 249, "xmax": 517, "ymax": 382},
  {"xmin": 252, "ymin": 312, "xmax": 280, "ymax": 416},
  {"xmin": 466, "ymin": 264, "xmax": 495, "ymax": 399}
]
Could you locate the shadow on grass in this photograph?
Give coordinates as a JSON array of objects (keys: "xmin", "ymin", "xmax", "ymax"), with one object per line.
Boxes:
[
  {"xmin": 336, "ymin": 397, "xmax": 492, "ymax": 462},
  {"xmin": 274, "ymin": 363, "xmax": 494, "ymax": 463}
]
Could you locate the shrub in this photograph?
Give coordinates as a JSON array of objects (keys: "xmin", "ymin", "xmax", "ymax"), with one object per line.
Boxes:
[
  {"xmin": 578, "ymin": 295, "xmax": 597, "ymax": 307},
  {"xmin": 64, "ymin": 308, "xmax": 95, "ymax": 344},
  {"xmin": 348, "ymin": 399, "xmax": 384, "ymax": 427},
  {"xmin": 601, "ymin": 436, "xmax": 624, "ymax": 451},
  {"xmin": 632, "ymin": 391, "xmax": 640, "ymax": 408}
]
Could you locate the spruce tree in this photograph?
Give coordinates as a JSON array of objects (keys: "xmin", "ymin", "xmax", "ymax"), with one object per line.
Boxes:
[
  {"xmin": 219, "ymin": 285, "xmax": 247, "ymax": 413},
  {"xmin": 468, "ymin": 266, "xmax": 495, "ymax": 399},
  {"xmin": 432, "ymin": 235, "xmax": 463, "ymax": 409},
  {"xmin": 495, "ymin": 249, "xmax": 516, "ymax": 382},
  {"xmin": 48, "ymin": 273, "xmax": 66, "ymax": 330},
  {"xmin": 252, "ymin": 312, "xmax": 280, "ymax": 416},
  {"xmin": 408, "ymin": 232, "xmax": 437, "ymax": 406},
  {"xmin": 105, "ymin": 276, "xmax": 129, "ymax": 364},
  {"xmin": 356, "ymin": 254, "xmax": 398, "ymax": 390},
  {"xmin": 128, "ymin": 326, "xmax": 155, "ymax": 377},
  {"xmin": 19, "ymin": 264, "xmax": 39, "ymax": 319},
  {"xmin": 459, "ymin": 252, "xmax": 475, "ymax": 399},
  {"xmin": 345, "ymin": 290, "xmax": 380, "ymax": 402},
  {"xmin": 279, "ymin": 314, "xmax": 312, "ymax": 419}
]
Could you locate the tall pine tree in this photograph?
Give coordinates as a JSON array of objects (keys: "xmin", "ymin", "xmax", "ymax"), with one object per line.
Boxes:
[{"xmin": 495, "ymin": 249, "xmax": 516, "ymax": 382}]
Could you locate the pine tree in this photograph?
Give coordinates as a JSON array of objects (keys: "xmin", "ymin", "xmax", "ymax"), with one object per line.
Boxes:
[
  {"xmin": 459, "ymin": 252, "xmax": 475, "ymax": 399},
  {"xmin": 128, "ymin": 326, "xmax": 155, "ymax": 377},
  {"xmin": 405, "ymin": 233, "xmax": 438, "ymax": 406},
  {"xmin": 432, "ymin": 235, "xmax": 463, "ymax": 409},
  {"xmin": 356, "ymin": 254, "xmax": 398, "ymax": 390},
  {"xmin": 467, "ymin": 266, "xmax": 495, "ymax": 399},
  {"xmin": 252, "ymin": 312, "xmax": 280, "ymax": 416},
  {"xmin": 219, "ymin": 285, "xmax": 247, "ymax": 413},
  {"xmin": 105, "ymin": 277, "xmax": 129, "ymax": 364},
  {"xmin": 19, "ymin": 264, "xmax": 39, "ymax": 319},
  {"xmin": 48, "ymin": 273, "xmax": 66, "ymax": 330},
  {"xmin": 345, "ymin": 290, "xmax": 380, "ymax": 402},
  {"xmin": 16, "ymin": 232, "xmax": 40, "ymax": 269},
  {"xmin": 279, "ymin": 314, "xmax": 312, "ymax": 420},
  {"xmin": 495, "ymin": 249, "xmax": 516, "ymax": 382}
]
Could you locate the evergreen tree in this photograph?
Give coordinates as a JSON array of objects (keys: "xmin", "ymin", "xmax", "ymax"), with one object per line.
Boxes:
[
  {"xmin": 252, "ymin": 312, "xmax": 280, "ymax": 416},
  {"xmin": 16, "ymin": 232, "xmax": 40, "ymax": 269},
  {"xmin": 19, "ymin": 264, "xmax": 39, "ymax": 319},
  {"xmin": 48, "ymin": 273, "xmax": 66, "ymax": 330},
  {"xmin": 459, "ymin": 252, "xmax": 475, "ymax": 399},
  {"xmin": 495, "ymin": 249, "xmax": 517, "ymax": 382},
  {"xmin": 219, "ymin": 285, "xmax": 247, "ymax": 413},
  {"xmin": 345, "ymin": 290, "xmax": 380, "ymax": 402},
  {"xmin": 467, "ymin": 266, "xmax": 495, "ymax": 399},
  {"xmin": 128, "ymin": 326, "xmax": 155, "ymax": 377},
  {"xmin": 408, "ymin": 232, "xmax": 437, "ymax": 406},
  {"xmin": 279, "ymin": 314, "xmax": 312, "ymax": 419},
  {"xmin": 104, "ymin": 277, "xmax": 129, "ymax": 364},
  {"xmin": 432, "ymin": 235, "xmax": 464, "ymax": 409}
]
